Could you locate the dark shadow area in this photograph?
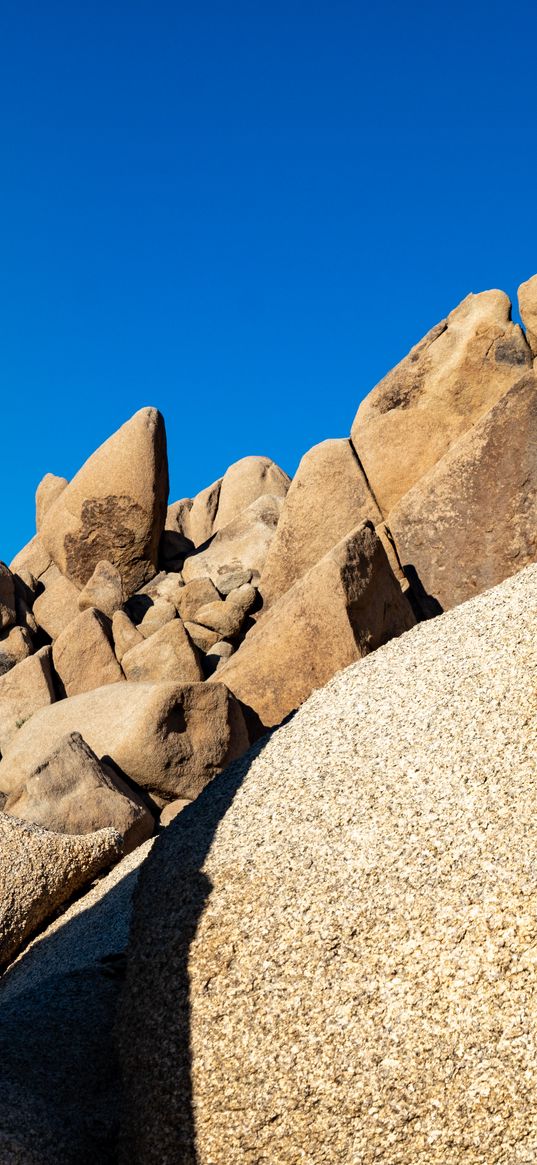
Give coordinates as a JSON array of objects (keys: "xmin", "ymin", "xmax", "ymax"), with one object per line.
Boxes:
[
  {"xmin": 116, "ymin": 731, "xmax": 275, "ymax": 1163},
  {"xmin": 404, "ymin": 564, "xmax": 443, "ymax": 621},
  {"xmin": 0, "ymin": 862, "xmax": 144, "ymax": 1163}
]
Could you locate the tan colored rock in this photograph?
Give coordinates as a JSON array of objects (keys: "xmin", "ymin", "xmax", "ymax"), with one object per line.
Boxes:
[
  {"xmin": 0, "ymin": 563, "xmax": 16, "ymax": 631},
  {"xmin": 0, "ymin": 681, "xmax": 249, "ymax": 801},
  {"xmin": 177, "ymin": 577, "xmax": 220, "ymax": 622},
  {"xmin": 112, "ymin": 609, "xmax": 144, "ymax": 663},
  {"xmin": 351, "ymin": 289, "xmax": 532, "ymax": 513},
  {"xmin": 160, "ymin": 798, "xmax": 191, "ymax": 827},
  {"xmin": 196, "ymin": 584, "xmax": 256, "ymax": 639},
  {"xmin": 216, "ymin": 522, "xmax": 415, "ymax": 728},
  {"xmin": 78, "ymin": 559, "xmax": 124, "ymax": 618},
  {"xmin": 213, "ymin": 456, "xmax": 290, "ymax": 532},
  {"xmin": 0, "ymin": 813, "xmax": 120, "ymax": 969},
  {"xmin": 40, "ymin": 407, "xmax": 169, "ymax": 595},
  {"xmin": 32, "ymin": 565, "xmax": 81, "ymax": 640},
  {"xmin": 4, "ymin": 732, "xmax": 153, "ymax": 854},
  {"xmin": 122, "ymin": 619, "xmax": 203, "ymax": 683},
  {"xmin": 10, "ymin": 535, "xmax": 51, "ymax": 580},
  {"xmin": 141, "ymin": 571, "xmax": 184, "ymax": 610},
  {"xmin": 212, "ymin": 565, "xmax": 252, "ymax": 596},
  {"xmin": 259, "ymin": 439, "xmax": 381, "ymax": 607},
  {"xmin": 388, "ymin": 370, "xmax": 537, "ymax": 611},
  {"xmin": 0, "ymin": 647, "xmax": 55, "ymax": 754},
  {"xmin": 183, "ymin": 621, "xmax": 220, "ymax": 652},
  {"xmin": 182, "ymin": 494, "xmax": 284, "ymax": 587},
  {"xmin": 52, "ymin": 608, "xmax": 124, "ymax": 697},
  {"xmin": 117, "ymin": 565, "xmax": 537, "ymax": 1165},
  {"xmin": 160, "ymin": 500, "xmax": 194, "ymax": 569},
  {"xmin": 0, "ymin": 626, "xmax": 33, "ymax": 677},
  {"xmin": 138, "ymin": 598, "xmax": 177, "ymax": 638},
  {"xmin": 12, "ymin": 570, "xmax": 38, "ymax": 634},
  {"xmin": 185, "ymin": 478, "xmax": 222, "ymax": 547},
  {"xmin": 518, "ymin": 273, "xmax": 537, "ymax": 357},
  {"xmin": 166, "ymin": 498, "xmax": 193, "ymax": 537},
  {"xmin": 35, "ymin": 472, "xmax": 68, "ymax": 532},
  {"xmin": 205, "ymin": 640, "xmax": 234, "ymax": 676}
]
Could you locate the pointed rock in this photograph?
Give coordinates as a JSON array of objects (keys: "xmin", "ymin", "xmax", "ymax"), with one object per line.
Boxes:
[
  {"xmin": 40, "ymin": 407, "xmax": 169, "ymax": 596},
  {"xmin": 259, "ymin": 439, "xmax": 381, "ymax": 608},
  {"xmin": 351, "ymin": 290, "xmax": 532, "ymax": 513},
  {"xmin": 213, "ymin": 456, "xmax": 290, "ymax": 532},
  {"xmin": 35, "ymin": 472, "xmax": 68, "ymax": 532},
  {"xmin": 0, "ymin": 813, "xmax": 120, "ymax": 968},
  {"xmin": 388, "ymin": 371, "xmax": 537, "ymax": 610},
  {"xmin": 0, "ymin": 680, "xmax": 249, "ymax": 801},
  {"xmin": 216, "ymin": 522, "xmax": 415, "ymax": 729},
  {"xmin": 518, "ymin": 274, "xmax": 537, "ymax": 358}
]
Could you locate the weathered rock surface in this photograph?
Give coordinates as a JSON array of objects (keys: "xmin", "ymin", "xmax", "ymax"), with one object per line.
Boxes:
[
  {"xmin": 77, "ymin": 559, "xmax": 124, "ymax": 618},
  {"xmin": 176, "ymin": 577, "xmax": 220, "ymax": 622},
  {"xmin": 389, "ymin": 371, "xmax": 537, "ymax": 610},
  {"xmin": 351, "ymin": 289, "xmax": 532, "ymax": 513},
  {"xmin": 35, "ymin": 472, "xmax": 68, "ymax": 532},
  {"xmin": 195, "ymin": 583, "xmax": 256, "ymax": 639},
  {"xmin": 137, "ymin": 597, "xmax": 177, "ymax": 638},
  {"xmin": 53, "ymin": 608, "xmax": 124, "ymax": 696},
  {"xmin": 183, "ymin": 621, "xmax": 220, "ymax": 652},
  {"xmin": 0, "ymin": 813, "xmax": 120, "ymax": 969},
  {"xmin": 0, "ymin": 562, "xmax": 16, "ymax": 631},
  {"xmin": 213, "ymin": 455, "xmax": 290, "ymax": 532},
  {"xmin": 40, "ymin": 407, "xmax": 169, "ymax": 595},
  {"xmin": 4, "ymin": 732, "xmax": 153, "ymax": 853},
  {"xmin": 33, "ymin": 564, "xmax": 81, "ymax": 640},
  {"xmin": 0, "ymin": 681, "xmax": 249, "ymax": 801},
  {"xmin": 518, "ymin": 273, "xmax": 537, "ymax": 357},
  {"xmin": 112, "ymin": 609, "xmax": 143, "ymax": 662},
  {"xmin": 182, "ymin": 494, "xmax": 284, "ymax": 587},
  {"xmin": 0, "ymin": 625, "xmax": 33, "ymax": 677},
  {"xmin": 0, "ymin": 839, "xmax": 153, "ymax": 1163},
  {"xmin": 119, "ymin": 563, "xmax": 537, "ymax": 1165},
  {"xmin": 0, "ymin": 647, "xmax": 55, "ymax": 754},
  {"xmin": 185, "ymin": 478, "xmax": 222, "ymax": 547},
  {"xmin": 259, "ymin": 438, "xmax": 381, "ymax": 607},
  {"xmin": 121, "ymin": 619, "xmax": 203, "ymax": 683},
  {"xmin": 10, "ymin": 534, "xmax": 52, "ymax": 580},
  {"xmin": 216, "ymin": 521, "xmax": 415, "ymax": 728}
]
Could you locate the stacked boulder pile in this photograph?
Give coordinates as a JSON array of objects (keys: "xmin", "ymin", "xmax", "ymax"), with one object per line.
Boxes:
[{"xmin": 0, "ymin": 275, "xmax": 536, "ymax": 1161}]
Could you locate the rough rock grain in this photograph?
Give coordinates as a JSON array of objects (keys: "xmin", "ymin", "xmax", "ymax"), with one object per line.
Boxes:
[
  {"xmin": 351, "ymin": 289, "xmax": 531, "ymax": 513},
  {"xmin": 0, "ymin": 680, "xmax": 249, "ymax": 801},
  {"xmin": 40, "ymin": 407, "xmax": 169, "ymax": 595},
  {"xmin": 217, "ymin": 521, "xmax": 415, "ymax": 728},
  {"xmin": 119, "ymin": 564, "xmax": 537, "ymax": 1165},
  {"xmin": 4, "ymin": 731, "xmax": 153, "ymax": 853},
  {"xmin": 389, "ymin": 371, "xmax": 537, "ymax": 609},
  {"xmin": 0, "ymin": 813, "xmax": 120, "ymax": 969},
  {"xmin": 260, "ymin": 438, "xmax": 381, "ymax": 607}
]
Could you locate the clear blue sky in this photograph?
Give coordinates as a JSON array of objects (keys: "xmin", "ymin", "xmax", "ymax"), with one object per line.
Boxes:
[{"xmin": 1, "ymin": 1, "xmax": 536, "ymax": 563}]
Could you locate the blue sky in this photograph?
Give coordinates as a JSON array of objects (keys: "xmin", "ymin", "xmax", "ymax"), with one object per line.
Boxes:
[{"xmin": 1, "ymin": 0, "xmax": 536, "ymax": 562}]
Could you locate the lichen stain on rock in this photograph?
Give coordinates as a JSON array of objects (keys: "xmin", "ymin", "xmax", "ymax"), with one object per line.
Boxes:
[{"xmin": 64, "ymin": 495, "xmax": 148, "ymax": 588}]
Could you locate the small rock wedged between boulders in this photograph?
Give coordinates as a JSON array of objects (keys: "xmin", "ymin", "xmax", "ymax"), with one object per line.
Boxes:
[
  {"xmin": 3, "ymin": 731, "xmax": 154, "ymax": 853},
  {"xmin": 0, "ymin": 647, "xmax": 55, "ymax": 754},
  {"xmin": 216, "ymin": 521, "xmax": 415, "ymax": 728},
  {"xmin": 53, "ymin": 607, "xmax": 124, "ymax": 696},
  {"xmin": 0, "ymin": 680, "xmax": 249, "ymax": 801}
]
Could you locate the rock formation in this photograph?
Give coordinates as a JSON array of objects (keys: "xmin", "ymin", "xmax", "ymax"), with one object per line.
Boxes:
[
  {"xmin": 118, "ymin": 564, "xmax": 537, "ymax": 1165},
  {"xmin": 0, "ymin": 273, "xmax": 536, "ymax": 1162}
]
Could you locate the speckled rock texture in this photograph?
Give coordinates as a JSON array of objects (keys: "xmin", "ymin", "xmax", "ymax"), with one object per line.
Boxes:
[
  {"xmin": 0, "ymin": 813, "xmax": 120, "ymax": 969},
  {"xmin": 0, "ymin": 840, "xmax": 153, "ymax": 1164},
  {"xmin": 119, "ymin": 563, "xmax": 537, "ymax": 1165}
]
